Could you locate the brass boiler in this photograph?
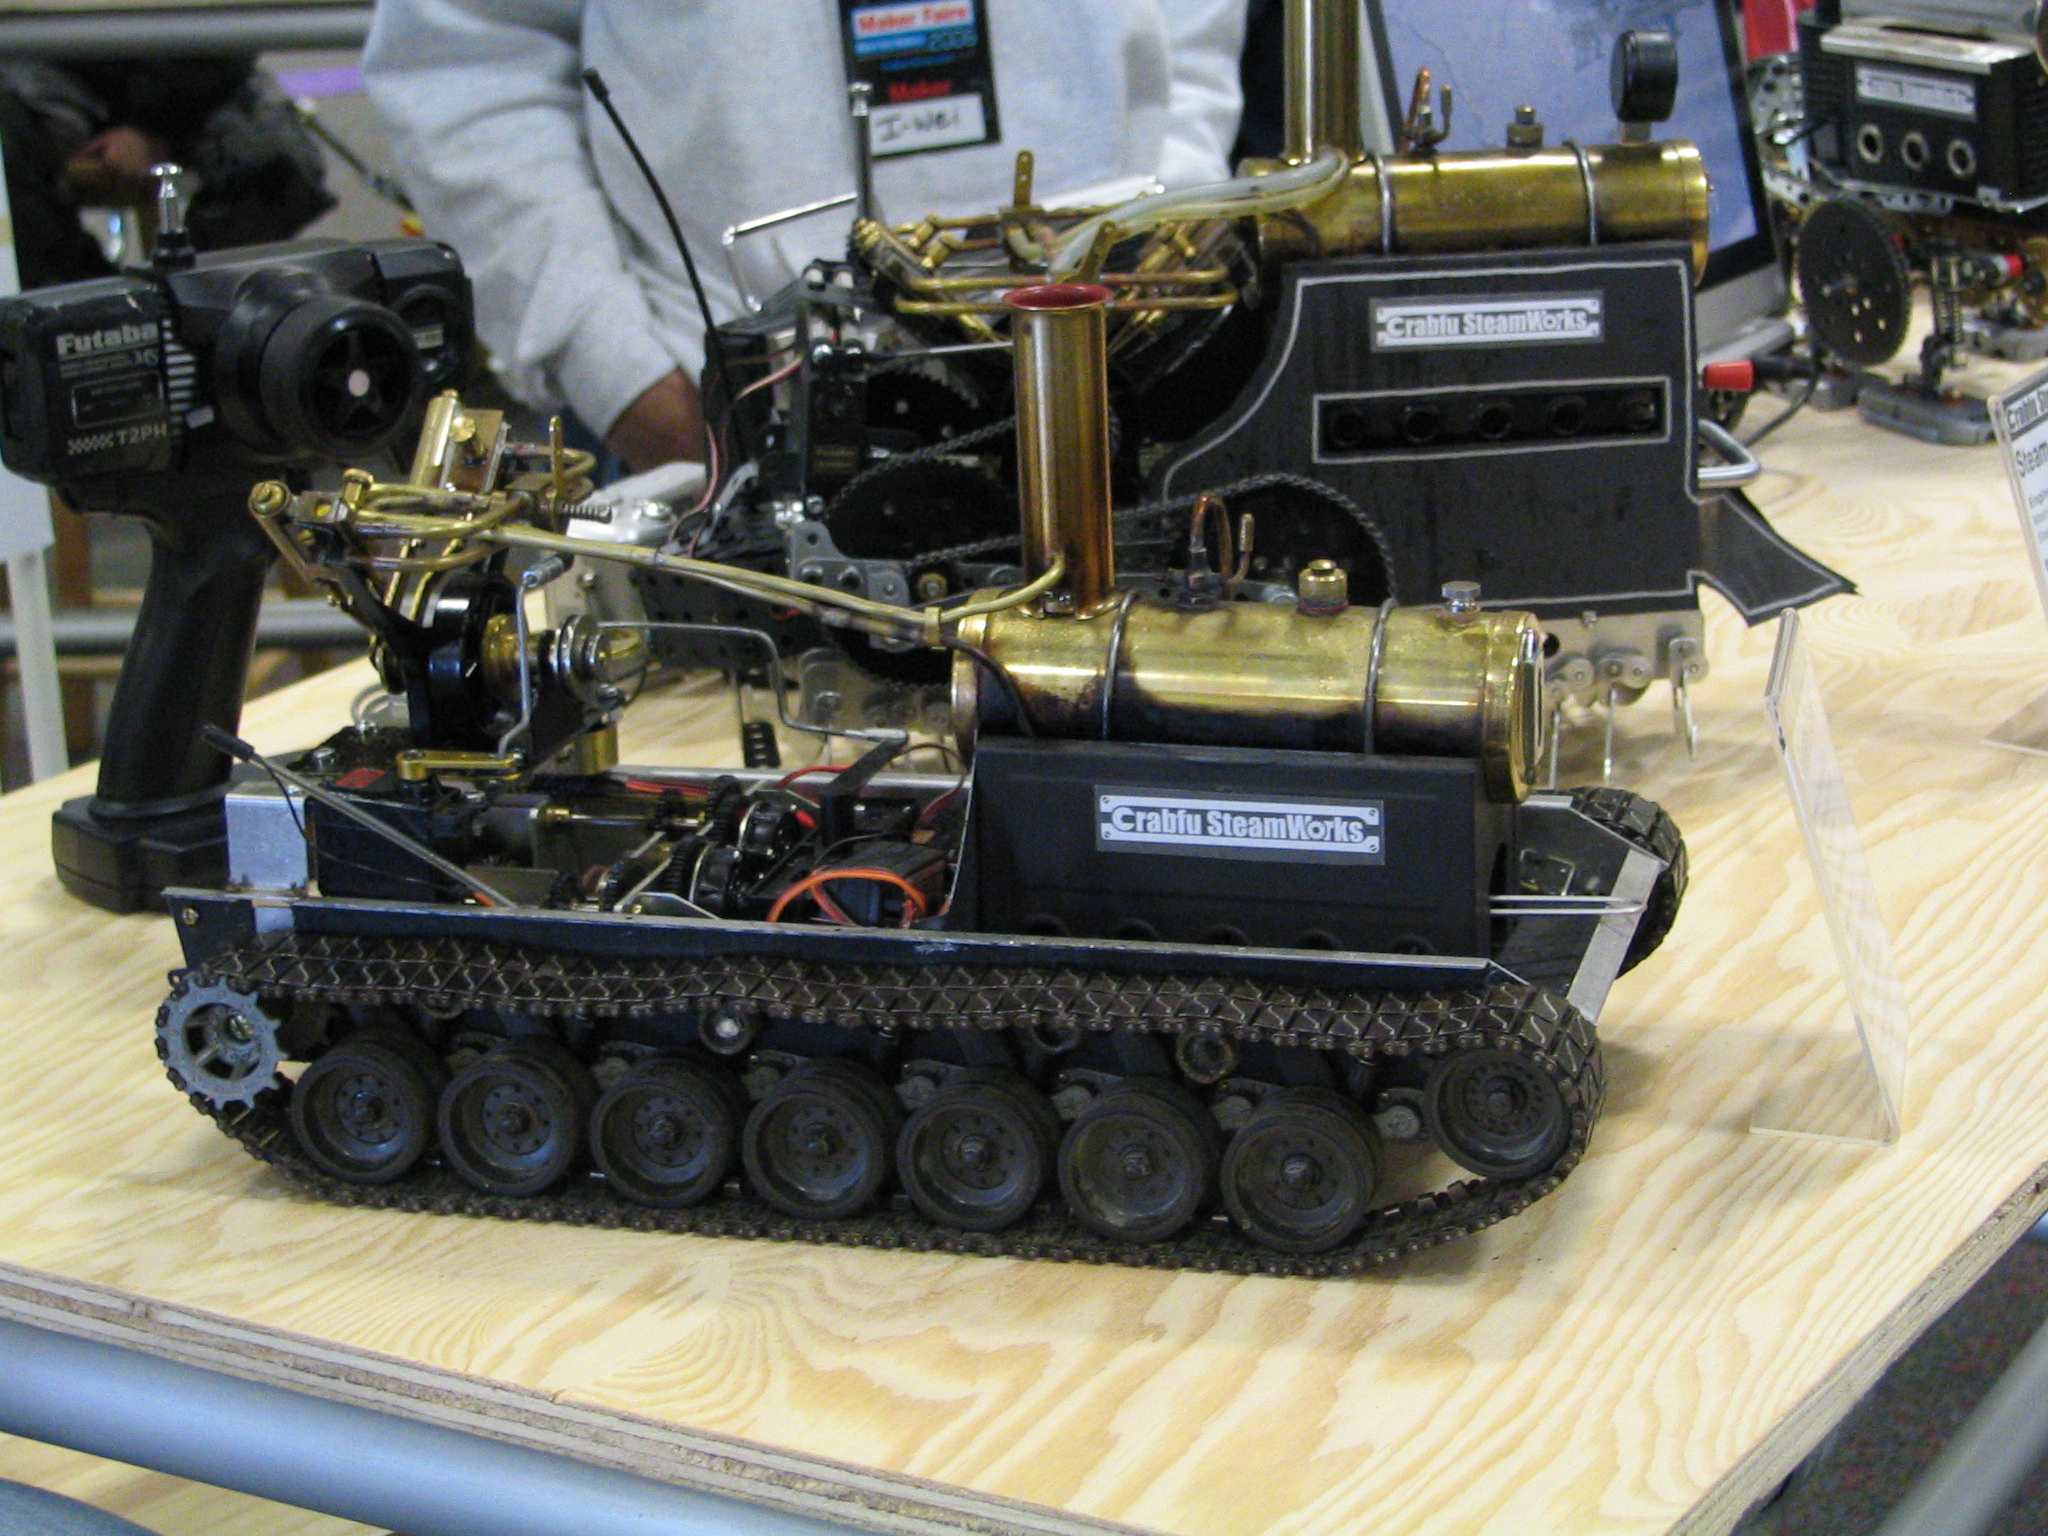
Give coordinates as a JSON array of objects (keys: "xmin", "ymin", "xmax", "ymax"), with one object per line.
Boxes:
[
  {"xmin": 1252, "ymin": 141, "xmax": 1712, "ymax": 275},
  {"xmin": 1256, "ymin": 0, "xmax": 1710, "ymax": 273},
  {"xmin": 951, "ymin": 285, "xmax": 1542, "ymax": 803}
]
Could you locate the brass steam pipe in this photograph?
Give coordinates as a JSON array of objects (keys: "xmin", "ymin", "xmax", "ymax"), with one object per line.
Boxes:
[
  {"xmin": 1005, "ymin": 283, "xmax": 1119, "ymax": 617},
  {"xmin": 1283, "ymin": 0, "xmax": 1365, "ymax": 163},
  {"xmin": 255, "ymin": 477, "xmax": 1070, "ymax": 646}
]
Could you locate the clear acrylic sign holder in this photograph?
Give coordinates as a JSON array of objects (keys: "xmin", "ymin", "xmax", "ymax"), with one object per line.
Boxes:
[
  {"xmin": 1987, "ymin": 363, "xmax": 2048, "ymax": 755},
  {"xmin": 1753, "ymin": 610, "xmax": 1908, "ymax": 1146}
]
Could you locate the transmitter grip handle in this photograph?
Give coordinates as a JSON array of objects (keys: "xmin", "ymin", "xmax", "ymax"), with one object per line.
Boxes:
[
  {"xmin": 51, "ymin": 473, "xmax": 279, "ymax": 912},
  {"xmin": 91, "ymin": 478, "xmax": 276, "ymax": 814}
]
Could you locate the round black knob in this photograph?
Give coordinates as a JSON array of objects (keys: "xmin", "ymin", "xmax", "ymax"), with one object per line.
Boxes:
[
  {"xmin": 257, "ymin": 296, "xmax": 423, "ymax": 461},
  {"xmin": 1611, "ymin": 30, "xmax": 1679, "ymax": 125}
]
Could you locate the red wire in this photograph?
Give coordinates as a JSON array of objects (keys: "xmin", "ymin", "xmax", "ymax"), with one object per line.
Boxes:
[
  {"xmin": 733, "ymin": 355, "xmax": 803, "ymax": 402},
  {"xmin": 619, "ymin": 778, "xmax": 709, "ymax": 797},
  {"xmin": 917, "ymin": 783, "xmax": 964, "ymax": 826},
  {"xmin": 767, "ymin": 867, "xmax": 929, "ymax": 927}
]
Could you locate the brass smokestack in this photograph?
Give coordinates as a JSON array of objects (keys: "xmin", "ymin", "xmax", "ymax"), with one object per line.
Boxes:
[
  {"xmin": 1004, "ymin": 283, "xmax": 1118, "ymax": 617},
  {"xmin": 1283, "ymin": 0, "xmax": 1365, "ymax": 163}
]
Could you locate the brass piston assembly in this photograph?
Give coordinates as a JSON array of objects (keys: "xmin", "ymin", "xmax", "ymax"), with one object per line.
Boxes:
[{"xmin": 952, "ymin": 285, "xmax": 1543, "ymax": 802}]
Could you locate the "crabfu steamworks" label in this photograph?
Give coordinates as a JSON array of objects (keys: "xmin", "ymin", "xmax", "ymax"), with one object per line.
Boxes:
[
  {"xmin": 1094, "ymin": 790, "xmax": 1385, "ymax": 865},
  {"xmin": 1371, "ymin": 293, "xmax": 1603, "ymax": 350}
]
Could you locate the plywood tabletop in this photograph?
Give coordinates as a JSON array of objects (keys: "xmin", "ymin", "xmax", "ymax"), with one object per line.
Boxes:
[{"xmin": 7, "ymin": 356, "xmax": 2048, "ymax": 1536}]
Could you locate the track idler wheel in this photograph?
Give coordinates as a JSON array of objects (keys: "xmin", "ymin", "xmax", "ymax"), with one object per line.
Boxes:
[
  {"xmin": 1423, "ymin": 1046, "xmax": 1569, "ymax": 1180},
  {"xmin": 1219, "ymin": 1088, "xmax": 1382, "ymax": 1253},
  {"xmin": 897, "ymin": 1070, "xmax": 1061, "ymax": 1232},
  {"xmin": 289, "ymin": 1030, "xmax": 447, "ymax": 1186},
  {"xmin": 437, "ymin": 1039, "xmax": 594, "ymax": 1197},
  {"xmin": 590, "ymin": 1057, "xmax": 744, "ymax": 1208},
  {"xmin": 742, "ymin": 1059, "xmax": 903, "ymax": 1219},
  {"xmin": 1058, "ymin": 1078, "xmax": 1220, "ymax": 1243}
]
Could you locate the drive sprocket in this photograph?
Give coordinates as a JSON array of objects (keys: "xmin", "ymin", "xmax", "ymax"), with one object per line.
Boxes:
[{"xmin": 156, "ymin": 976, "xmax": 286, "ymax": 1110}]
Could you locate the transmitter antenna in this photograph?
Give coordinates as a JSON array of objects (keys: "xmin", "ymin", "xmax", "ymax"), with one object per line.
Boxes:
[{"xmin": 581, "ymin": 69, "xmax": 751, "ymax": 466}]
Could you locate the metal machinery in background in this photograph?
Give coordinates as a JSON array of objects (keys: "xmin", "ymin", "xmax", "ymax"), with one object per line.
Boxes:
[
  {"xmin": 1757, "ymin": 0, "xmax": 2048, "ymax": 441},
  {"xmin": 147, "ymin": 280, "xmax": 1685, "ymax": 1275},
  {"xmin": 606, "ymin": 0, "xmax": 1846, "ymax": 777}
]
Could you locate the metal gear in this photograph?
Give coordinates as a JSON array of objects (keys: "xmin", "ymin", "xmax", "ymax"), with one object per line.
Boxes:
[
  {"xmin": 826, "ymin": 454, "xmax": 1017, "ymax": 563},
  {"xmin": 864, "ymin": 365, "xmax": 995, "ymax": 446},
  {"xmin": 1797, "ymin": 197, "xmax": 1913, "ymax": 367},
  {"xmin": 157, "ymin": 977, "xmax": 286, "ymax": 1109}
]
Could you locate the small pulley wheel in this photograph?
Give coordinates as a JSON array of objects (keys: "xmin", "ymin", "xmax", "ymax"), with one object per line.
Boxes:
[
  {"xmin": 1797, "ymin": 198, "xmax": 1913, "ymax": 367},
  {"xmin": 1219, "ymin": 1087, "xmax": 1381, "ymax": 1253},
  {"xmin": 742, "ymin": 1059, "xmax": 903, "ymax": 1219},
  {"xmin": 1423, "ymin": 1047, "xmax": 1569, "ymax": 1180},
  {"xmin": 590, "ymin": 1057, "xmax": 743, "ymax": 1207},
  {"xmin": 897, "ymin": 1070, "xmax": 1060, "ymax": 1232},
  {"xmin": 437, "ymin": 1039, "xmax": 594, "ymax": 1197},
  {"xmin": 290, "ymin": 1030, "xmax": 447, "ymax": 1185},
  {"xmin": 1058, "ymin": 1078, "xmax": 1219, "ymax": 1244}
]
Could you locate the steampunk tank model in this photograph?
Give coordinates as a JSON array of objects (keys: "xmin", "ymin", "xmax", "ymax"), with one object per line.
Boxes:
[{"xmin": 155, "ymin": 282, "xmax": 1684, "ymax": 1275}]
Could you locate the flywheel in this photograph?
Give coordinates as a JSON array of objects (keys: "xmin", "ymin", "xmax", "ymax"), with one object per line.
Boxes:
[{"xmin": 1796, "ymin": 197, "xmax": 1912, "ymax": 367}]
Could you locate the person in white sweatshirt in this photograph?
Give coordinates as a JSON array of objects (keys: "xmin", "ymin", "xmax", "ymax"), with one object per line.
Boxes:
[{"xmin": 364, "ymin": 0, "xmax": 1246, "ymax": 471}]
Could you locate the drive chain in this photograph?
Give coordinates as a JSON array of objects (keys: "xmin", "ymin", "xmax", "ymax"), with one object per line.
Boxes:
[{"xmin": 161, "ymin": 932, "xmax": 1604, "ymax": 1278}]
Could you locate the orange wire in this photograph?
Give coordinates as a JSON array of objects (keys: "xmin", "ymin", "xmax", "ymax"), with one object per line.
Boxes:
[{"xmin": 766, "ymin": 867, "xmax": 930, "ymax": 927}]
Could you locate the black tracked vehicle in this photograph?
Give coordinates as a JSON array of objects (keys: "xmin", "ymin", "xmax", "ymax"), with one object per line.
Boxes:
[{"xmin": 147, "ymin": 282, "xmax": 1685, "ymax": 1275}]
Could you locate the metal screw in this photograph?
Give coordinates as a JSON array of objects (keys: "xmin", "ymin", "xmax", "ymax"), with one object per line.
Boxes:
[
  {"xmin": 179, "ymin": 907, "xmax": 199, "ymax": 926},
  {"xmin": 1442, "ymin": 580, "xmax": 1482, "ymax": 614}
]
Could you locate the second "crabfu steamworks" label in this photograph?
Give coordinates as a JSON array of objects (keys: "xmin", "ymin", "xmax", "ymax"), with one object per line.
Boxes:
[
  {"xmin": 1094, "ymin": 790, "xmax": 1385, "ymax": 865},
  {"xmin": 1371, "ymin": 293, "xmax": 1603, "ymax": 350}
]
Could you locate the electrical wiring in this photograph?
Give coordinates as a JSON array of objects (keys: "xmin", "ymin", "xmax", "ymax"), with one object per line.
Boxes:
[{"xmin": 766, "ymin": 867, "xmax": 930, "ymax": 926}]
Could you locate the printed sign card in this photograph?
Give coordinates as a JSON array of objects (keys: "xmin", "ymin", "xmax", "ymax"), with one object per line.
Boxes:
[
  {"xmin": 1754, "ymin": 611, "xmax": 1908, "ymax": 1146},
  {"xmin": 1986, "ymin": 364, "xmax": 2048, "ymax": 754}
]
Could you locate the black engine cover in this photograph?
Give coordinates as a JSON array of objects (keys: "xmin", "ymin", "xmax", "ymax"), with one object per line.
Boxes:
[
  {"xmin": 1158, "ymin": 244, "xmax": 1706, "ymax": 620},
  {"xmin": 963, "ymin": 737, "xmax": 1507, "ymax": 959}
]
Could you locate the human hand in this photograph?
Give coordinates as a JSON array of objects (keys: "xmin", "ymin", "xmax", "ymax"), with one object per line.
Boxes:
[
  {"xmin": 606, "ymin": 369, "xmax": 707, "ymax": 472},
  {"xmin": 64, "ymin": 126, "xmax": 172, "ymax": 206}
]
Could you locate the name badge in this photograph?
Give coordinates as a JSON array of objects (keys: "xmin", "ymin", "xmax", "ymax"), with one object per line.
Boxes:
[{"xmin": 838, "ymin": 0, "xmax": 1001, "ymax": 157}]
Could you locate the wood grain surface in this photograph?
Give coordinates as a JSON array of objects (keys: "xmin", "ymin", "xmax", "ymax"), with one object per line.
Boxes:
[{"xmin": 5, "ymin": 350, "xmax": 2048, "ymax": 1536}]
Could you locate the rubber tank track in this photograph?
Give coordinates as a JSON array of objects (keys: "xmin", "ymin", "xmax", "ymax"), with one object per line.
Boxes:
[{"xmin": 164, "ymin": 931, "xmax": 1605, "ymax": 1279}]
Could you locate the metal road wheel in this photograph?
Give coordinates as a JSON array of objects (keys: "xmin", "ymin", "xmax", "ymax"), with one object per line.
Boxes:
[
  {"xmin": 1424, "ymin": 1047, "xmax": 1569, "ymax": 1180},
  {"xmin": 742, "ymin": 1059, "xmax": 903, "ymax": 1219},
  {"xmin": 289, "ymin": 1031, "xmax": 446, "ymax": 1185},
  {"xmin": 437, "ymin": 1039, "xmax": 593, "ymax": 1197},
  {"xmin": 1219, "ymin": 1088, "xmax": 1382, "ymax": 1253},
  {"xmin": 897, "ymin": 1071, "xmax": 1060, "ymax": 1232},
  {"xmin": 1058, "ymin": 1078, "xmax": 1219, "ymax": 1244},
  {"xmin": 157, "ymin": 979, "xmax": 285, "ymax": 1109},
  {"xmin": 589, "ymin": 1057, "xmax": 742, "ymax": 1208}
]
